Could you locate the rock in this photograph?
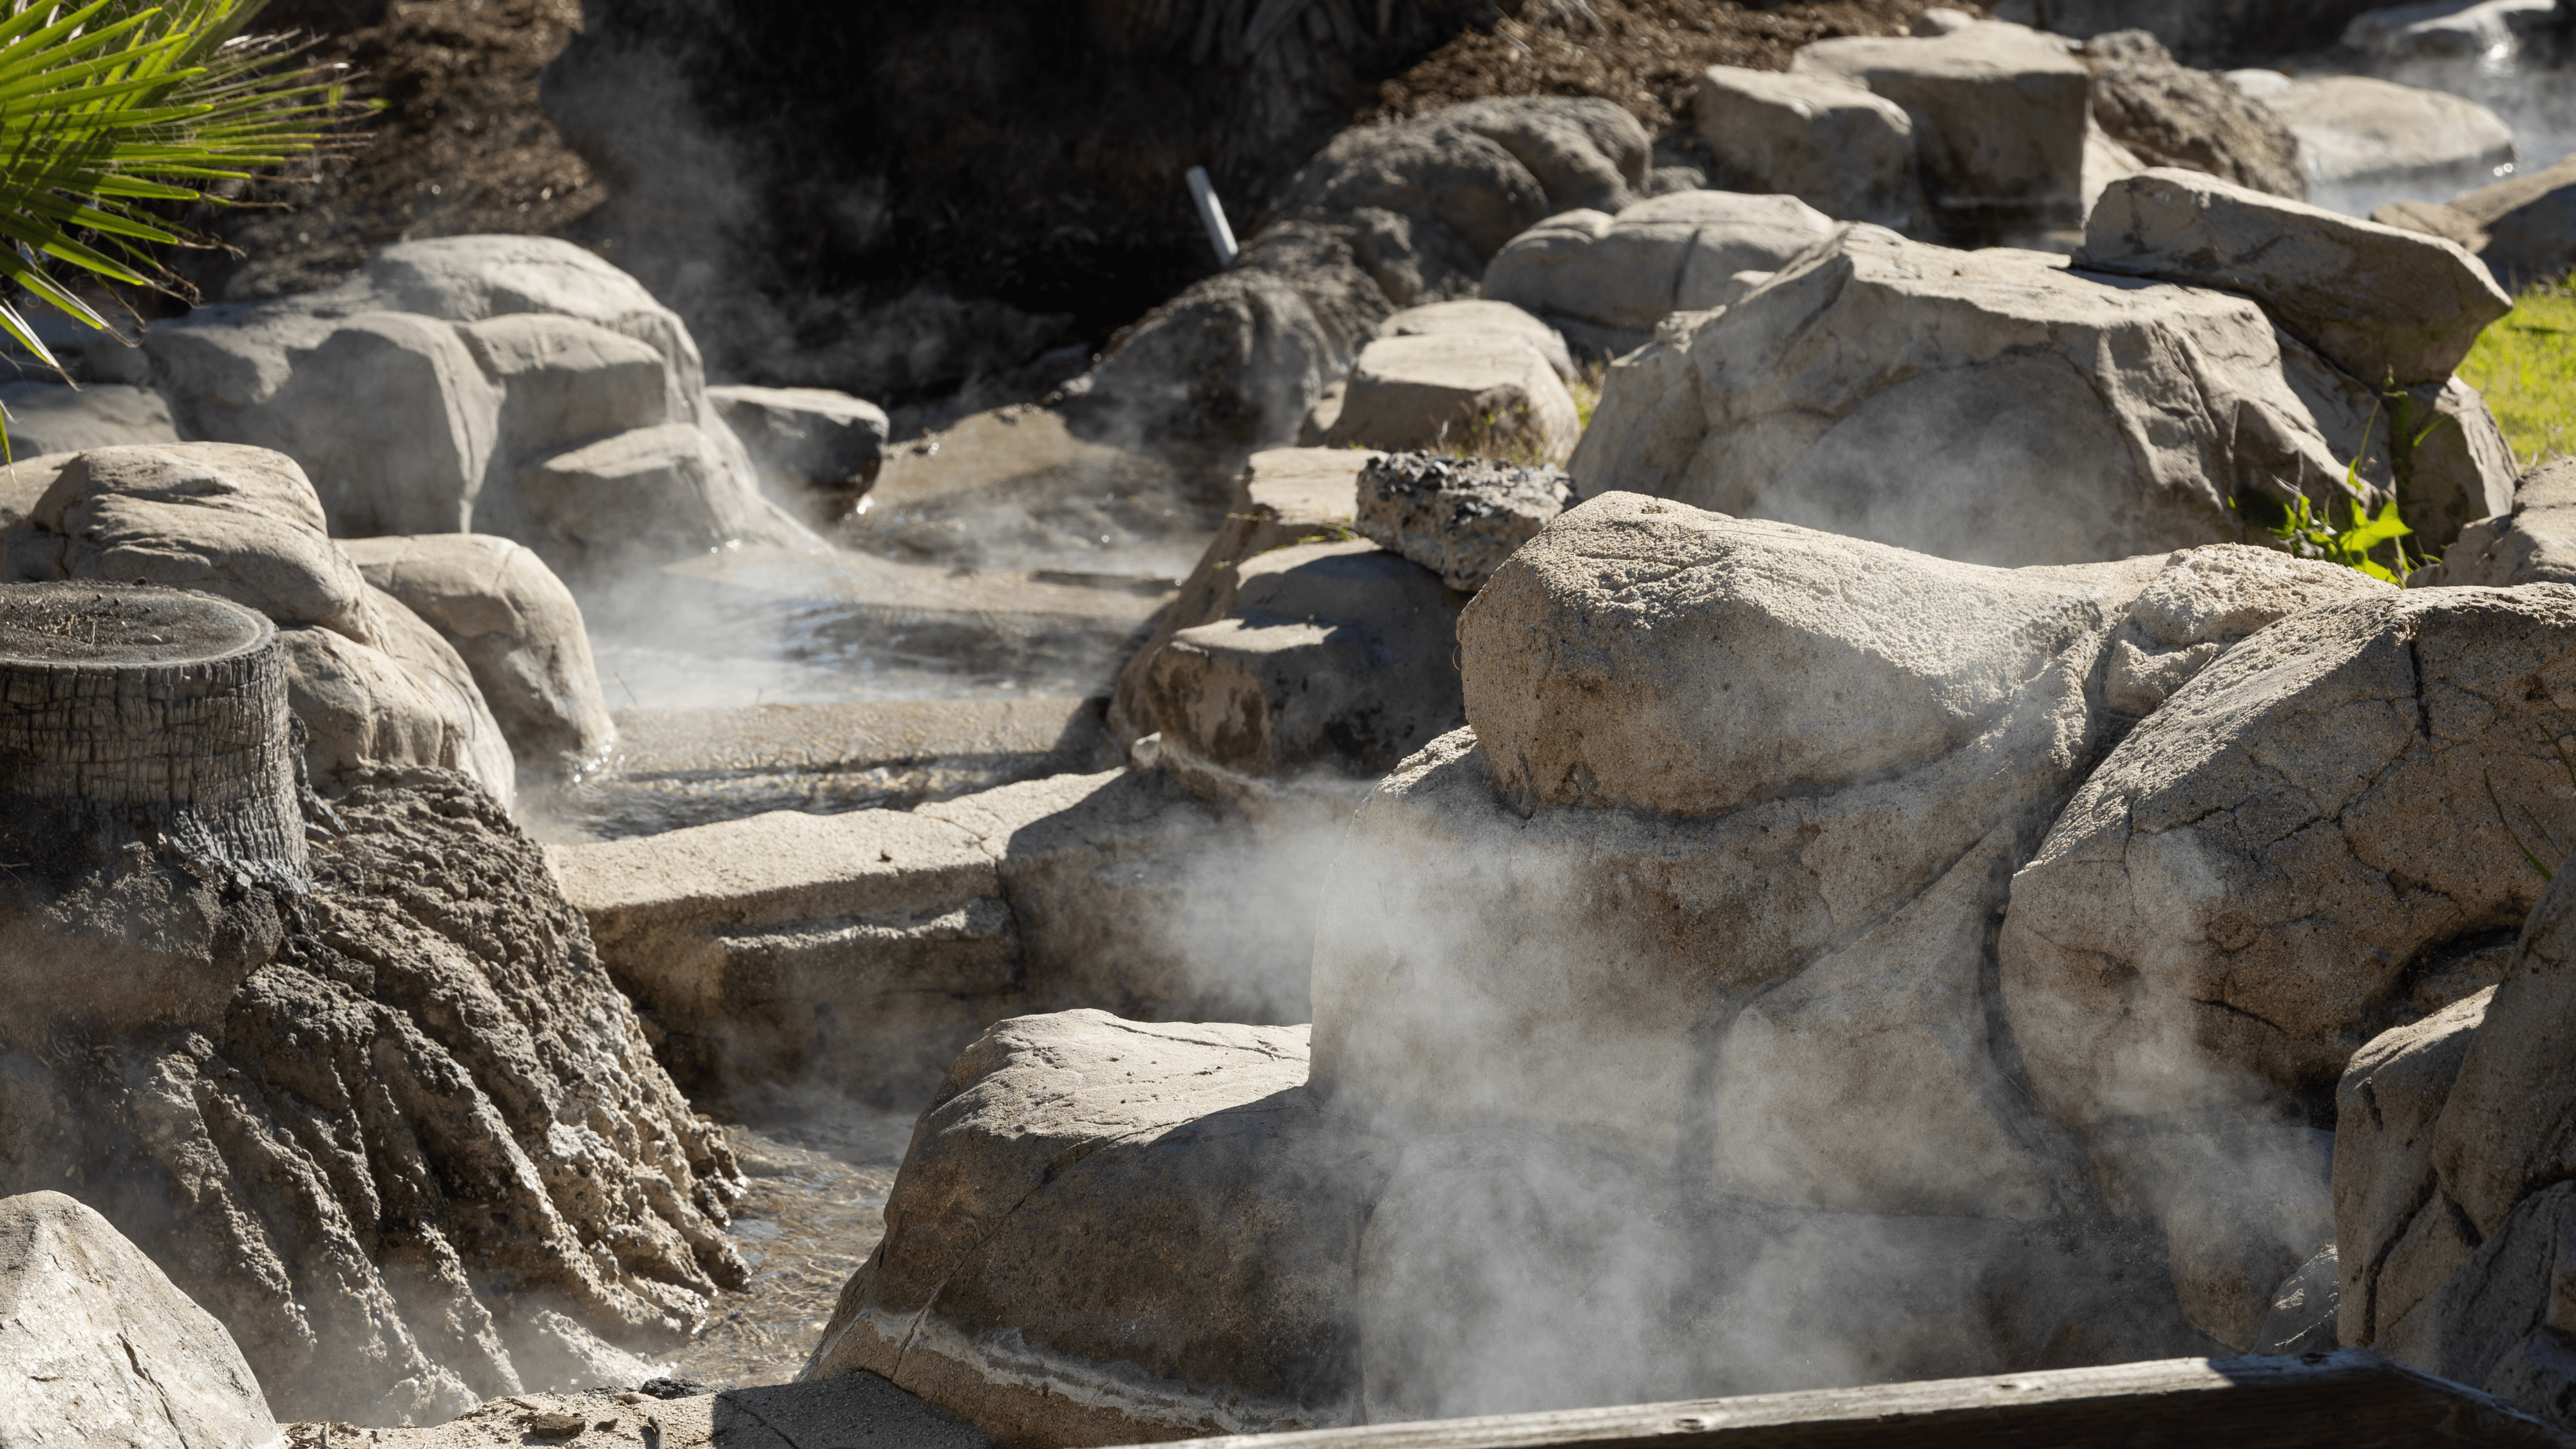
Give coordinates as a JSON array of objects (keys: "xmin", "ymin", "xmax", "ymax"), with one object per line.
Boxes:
[
  {"xmin": 2079, "ymin": 168, "xmax": 2514, "ymax": 388},
  {"xmin": 304, "ymin": 1376, "xmax": 992, "ymax": 1449},
  {"xmin": 142, "ymin": 235, "xmax": 817, "ymax": 569},
  {"xmin": 1073, "ymin": 97, "xmax": 1649, "ymax": 443},
  {"xmin": 2392, "ymin": 153, "xmax": 2576, "ymax": 291},
  {"xmin": 2267, "ymin": 335, "xmax": 2515, "ymax": 555},
  {"xmin": 0, "ymin": 1190, "xmax": 281, "ymax": 1449},
  {"xmin": 1321, "ymin": 333, "xmax": 1579, "ymax": 462},
  {"xmin": 2079, "ymin": 30, "xmax": 2306, "ymax": 199},
  {"xmin": 2258, "ymin": 76, "xmax": 2517, "ymax": 215},
  {"xmin": 1106, "ymin": 445, "xmax": 1364, "ymax": 746},
  {"xmin": 1566, "ymin": 225, "xmax": 2343, "ymax": 568},
  {"xmin": 2343, "ymin": 0, "xmax": 2561, "ymax": 61},
  {"xmin": 0, "ymin": 768, "xmax": 749, "ymax": 1423},
  {"xmin": 0, "ymin": 381, "xmax": 182, "ymax": 457},
  {"xmin": 705, "ymin": 383, "xmax": 890, "ymax": 511},
  {"xmin": 2336, "ymin": 987, "xmax": 2493, "ymax": 1345},
  {"xmin": 515, "ymin": 424, "xmax": 784, "ymax": 578},
  {"xmin": 0, "ymin": 451, "xmax": 70, "ymax": 532},
  {"xmin": 2420, "ymin": 459, "xmax": 2576, "ymax": 588},
  {"xmin": 4, "ymin": 442, "xmax": 372, "ymax": 641},
  {"xmin": 340, "ymin": 533, "xmax": 616, "ymax": 773},
  {"xmin": 2000, "ymin": 585, "xmax": 2576, "ymax": 1133},
  {"xmin": 281, "ymin": 601, "xmax": 516, "ymax": 808},
  {"xmin": 1141, "ymin": 540, "xmax": 1466, "ymax": 795},
  {"xmin": 1353, "ymin": 450, "xmax": 1569, "ymax": 593},
  {"xmin": 1479, "ymin": 191, "xmax": 1839, "ymax": 353},
  {"xmin": 501, "ymin": 1309, "xmax": 661, "ymax": 1393},
  {"xmin": 1372, "ymin": 298, "xmax": 1573, "ymax": 381},
  {"xmin": 1694, "ymin": 65, "xmax": 1929, "ymax": 234},
  {"xmin": 553, "ymin": 767, "xmax": 1314, "ymax": 1102},
  {"xmin": 1792, "ymin": 21, "xmax": 2094, "ymax": 244},
  {"xmin": 1993, "ymin": 0, "xmax": 2445, "ymax": 63},
  {"xmin": 2260, "ymin": 1245, "xmax": 2343, "ymax": 1353},
  {"xmin": 801, "ymin": 1010, "xmax": 1378, "ymax": 1446}
]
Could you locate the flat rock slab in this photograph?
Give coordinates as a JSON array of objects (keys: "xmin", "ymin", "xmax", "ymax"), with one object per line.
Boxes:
[
  {"xmin": 2081, "ymin": 167, "xmax": 2512, "ymax": 386},
  {"xmin": 285, "ymin": 1374, "xmax": 990, "ymax": 1449}
]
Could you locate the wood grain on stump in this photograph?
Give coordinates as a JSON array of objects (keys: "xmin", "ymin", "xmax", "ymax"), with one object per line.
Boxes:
[{"xmin": 0, "ymin": 580, "xmax": 304, "ymax": 884}]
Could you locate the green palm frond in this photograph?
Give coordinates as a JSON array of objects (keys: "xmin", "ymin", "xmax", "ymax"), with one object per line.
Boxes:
[{"xmin": 0, "ymin": 0, "xmax": 372, "ymax": 370}]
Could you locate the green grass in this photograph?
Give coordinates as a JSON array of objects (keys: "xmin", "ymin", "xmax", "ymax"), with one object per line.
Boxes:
[{"xmin": 2459, "ymin": 271, "xmax": 2576, "ymax": 467}]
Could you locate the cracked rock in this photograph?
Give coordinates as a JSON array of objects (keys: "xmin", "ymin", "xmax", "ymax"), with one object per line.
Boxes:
[{"xmin": 1354, "ymin": 450, "xmax": 1569, "ymax": 594}]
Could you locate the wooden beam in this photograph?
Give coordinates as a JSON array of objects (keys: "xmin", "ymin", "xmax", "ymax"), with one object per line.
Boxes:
[{"xmin": 1125, "ymin": 1350, "xmax": 2575, "ymax": 1448}]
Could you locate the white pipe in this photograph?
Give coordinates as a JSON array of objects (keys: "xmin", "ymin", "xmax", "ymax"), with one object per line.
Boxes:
[{"xmin": 1186, "ymin": 165, "xmax": 1239, "ymax": 268}]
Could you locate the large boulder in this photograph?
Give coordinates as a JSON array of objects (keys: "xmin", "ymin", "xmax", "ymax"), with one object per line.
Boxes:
[
  {"xmin": 1141, "ymin": 539, "xmax": 1465, "ymax": 797},
  {"xmin": 1479, "ymin": 191, "xmax": 1839, "ymax": 355},
  {"xmin": 140, "ymin": 236, "xmax": 818, "ymax": 577},
  {"xmin": 1320, "ymin": 333, "xmax": 1578, "ymax": 462},
  {"xmin": 339, "ymin": 533, "xmax": 616, "ymax": 773},
  {"xmin": 801, "ymin": 1011, "xmax": 1374, "ymax": 1447},
  {"xmin": 1792, "ymin": 21, "xmax": 2094, "ymax": 244},
  {"xmin": 1, "ymin": 444, "xmax": 518, "ymax": 804},
  {"xmin": 2420, "ymin": 459, "xmax": 2576, "ymax": 589},
  {"xmin": 2255, "ymin": 75, "xmax": 2517, "ymax": 215},
  {"xmin": 2332, "ymin": 860, "xmax": 2576, "ymax": 1430},
  {"xmin": 1565, "ymin": 225, "xmax": 2346, "ymax": 568},
  {"xmin": 2079, "ymin": 30, "xmax": 2305, "ymax": 199},
  {"xmin": 1693, "ymin": 66, "xmax": 1927, "ymax": 234},
  {"xmin": 2377, "ymin": 153, "xmax": 2576, "ymax": 292},
  {"xmin": 2079, "ymin": 169, "xmax": 2513, "ymax": 389},
  {"xmin": 0, "ymin": 1191, "xmax": 281, "ymax": 1449},
  {"xmin": 1070, "ymin": 97, "xmax": 1650, "ymax": 444},
  {"xmin": 2000, "ymin": 585, "xmax": 2576, "ymax": 1130},
  {"xmin": 0, "ymin": 381, "xmax": 182, "ymax": 457}
]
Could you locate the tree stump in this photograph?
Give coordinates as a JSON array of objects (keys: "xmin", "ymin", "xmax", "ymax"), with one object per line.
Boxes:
[{"xmin": 0, "ymin": 581, "xmax": 305, "ymax": 885}]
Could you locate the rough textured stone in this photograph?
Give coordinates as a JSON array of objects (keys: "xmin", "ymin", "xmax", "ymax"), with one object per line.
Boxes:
[
  {"xmin": 0, "ymin": 381, "xmax": 182, "ymax": 458},
  {"xmin": 2337, "ymin": 987, "xmax": 2494, "ymax": 1346},
  {"xmin": 1370, "ymin": 298, "xmax": 1573, "ymax": 381},
  {"xmin": 2259, "ymin": 76, "xmax": 2517, "ymax": 214},
  {"xmin": 2080, "ymin": 168, "xmax": 2514, "ymax": 388},
  {"xmin": 0, "ymin": 1190, "xmax": 281, "ymax": 1449},
  {"xmin": 281, "ymin": 600, "xmax": 516, "ymax": 809},
  {"xmin": 1141, "ymin": 540, "xmax": 1465, "ymax": 793},
  {"xmin": 2421, "ymin": 459, "xmax": 2576, "ymax": 589},
  {"xmin": 2002, "ymin": 586, "xmax": 2576, "ymax": 1130},
  {"xmin": 1073, "ymin": 97, "xmax": 1648, "ymax": 444},
  {"xmin": 2079, "ymin": 30, "xmax": 2306, "ymax": 199},
  {"xmin": 802, "ymin": 1011, "xmax": 1377, "ymax": 1448},
  {"xmin": 1105, "ymin": 446, "xmax": 1364, "ymax": 746},
  {"xmin": 705, "ymin": 383, "xmax": 890, "ymax": 511},
  {"xmin": 1352, "ymin": 450, "xmax": 1569, "ymax": 593},
  {"xmin": 0, "ymin": 768, "xmax": 748, "ymax": 1424},
  {"xmin": 1479, "ymin": 190, "xmax": 1837, "ymax": 352},
  {"xmin": 1694, "ymin": 66, "xmax": 1927, "ymax": 234},
  {"xmin": 1321, "ymin": 333, "xmax": 1578, "ymax": 462},
  {"xmin": 340, "ymin": 533, "xmax": 615, "ymax": 773},
  {"xmin": 514, "ymin": 424, "xmax": 782, "ymax": 578},
  {"xmin": 1567, "ymin": 225, "xmax": 2347, "ymax": 567},
  {"xmin": 5, "ymin": 443, "xmax": 372, "ymax": 640},
  {"xmin": 1792, "ymin": 21, "xmax": 2094, "ymax": 243},
  {"xmin": 300, "ymin": 1378, "xmax": 991, "ymax": 1449},
  {"xmin": 2385, "ymin": 153, "xmax": 2576, "ymax": 292}
]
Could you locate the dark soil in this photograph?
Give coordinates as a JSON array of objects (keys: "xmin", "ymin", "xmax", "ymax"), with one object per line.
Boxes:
[
  {"xmin": 1367, "ymin": 0, "xmax": 1969, "ymax": 137},
  {"xmin": 173, "ymin": 0, "xmax": 599, "ymax": 306}
]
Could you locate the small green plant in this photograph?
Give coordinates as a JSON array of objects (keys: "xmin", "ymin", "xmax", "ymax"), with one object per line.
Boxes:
[
  {"xmin": 2267, "ymin": 489, "xmax": 2421, "ymax": 583},
  {"xmin": 1569, "ymin": 357, "xmax": 1605, "ymax": 432}
]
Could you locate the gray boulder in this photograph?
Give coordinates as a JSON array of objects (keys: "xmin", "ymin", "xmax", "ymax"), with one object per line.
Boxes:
[
  {"xmin": 2377, "ymin": 153, "xmax": 2576, "ymax": 292},
  {"xmin": 1694, "ymin": 66, "xmax": 1927, "ymax": 234},
  {"xmin": 339, "ymin": 533, "xmax": 616, "ymax": 773},
  {"xmin": 141, "ymin": 235, "xmax": 819, "ymax": 576},
  {"xmin": 1141, "ymin": 539, "xmax": 1464, "ymax": 796},
  {"xmin": 1321, "ymin": 332, "xmax": 1580, "ymax": 462},
  {"xmin": 1354, "ymin": 450, "xmax": 1569, "ymax": 594},
  {"xmin": 801, "ymin": 1011, "xmax": 1371, "ymax": 1446},
  {"xmin": 0, "ymin": 1191, "xmax": 282, "ymax": 1449},
  {"xmin": 0, "ymin": 381, "xmax": 181, "ymax": 457},
  {"xmin": 1566, "ymin": 225, "xmax": 2346, "ymax": 568},
  {"xmin": 2257, "ymin": 75, "xmax": 2517, "ymax": 216},
  {"xmin": 2343, "ymin": 0, "xmax": 2561, "ymax": 61},
  {"xmin": 283, "ymin": 594, "xmax": 517, "ymax": 810},
  {"xmin": 2080, "ymin": 168, "xmax": 2513, "ymax": 388},
  {"xmin": 705, "ymin": 382, "xmax": 890, "ymax": 511},
  {"xmin": 2419, "ymin": 459, "xmax": 2576, "ymax": 588},
  {"xmin": 1072, "ymin": 97, "xmax": 1650, "ymax": 444},
  {"xmin": 1792, "ymin": 20, "xmax": 2094, "ymax": 244},
  {"xmin": 1480, "ymin": 190, "xmax": 1838, "ymax": 354},
  {"xmin": 1370, "ymin": 298, "xmax": 1574, "ymax": 380},
  {"xmin": 2080, "ymin": 30, "xmax": 2306, "ymax": 199}
]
